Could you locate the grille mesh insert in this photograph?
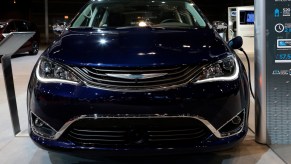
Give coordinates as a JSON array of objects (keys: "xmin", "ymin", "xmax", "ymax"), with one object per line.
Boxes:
[{"xmin": 64, "ymin": 118, "xmax": 211, "ymax": 147}]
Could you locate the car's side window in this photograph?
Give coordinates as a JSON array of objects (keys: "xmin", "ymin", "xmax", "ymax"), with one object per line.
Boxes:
[
  {"xmin": 15, "ymin": 21, "xmax": 29, "ymax": 32},
  {"xmin": 72, "ymin": 4, "xmax": 94, "ymax": 27},
  {"xmin": 185, "ymin": 3, "xmax": 206, "ymax": 27},
  {"xmin": 27, "ymin": 22, "xmax": 32, "ymax": 31},
  {"xmin": 26, "ymin": 22, "xmax": 36, "ymax": 32},
  {"xmin": 4, "ymin": 21, "xmax": 16, "ymax": 33},
  {"xmin": 93, "ymin": 7, "xmax": 108, "ymax": 27}
]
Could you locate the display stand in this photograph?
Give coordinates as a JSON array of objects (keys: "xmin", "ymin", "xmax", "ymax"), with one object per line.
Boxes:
[{"xmin": 0, "ymin": 32, "xmax": 35, "ymax": 135}]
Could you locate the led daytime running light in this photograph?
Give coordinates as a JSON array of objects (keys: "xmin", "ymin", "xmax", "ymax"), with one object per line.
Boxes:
[
  {"xmin": 36, "ymin": 58, "xmax": 79, "ymax": 84},
  {"xmin": 195, "ymin": 56, "xmax": 239, "ymax": 83}
]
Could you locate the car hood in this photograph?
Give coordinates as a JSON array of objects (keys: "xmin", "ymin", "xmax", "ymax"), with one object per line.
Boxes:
[{"xmin": 45, "ymin": 28, "xmax": 230, "ymax": 67}]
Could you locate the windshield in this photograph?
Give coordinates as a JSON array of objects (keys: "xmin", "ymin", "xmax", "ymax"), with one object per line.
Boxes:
[{"xmin": 71, "ymin": 1, "xmax": 207, "ymax": 29}]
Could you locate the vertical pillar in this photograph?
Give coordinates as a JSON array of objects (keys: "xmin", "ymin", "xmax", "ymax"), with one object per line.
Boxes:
[
  {"xmin": 1, "ymin": 56, "xmax": 20, "ymax": 135},
  {"xmin": 254, "ymin": 0, "xmax": 267, "ymax": 144}
]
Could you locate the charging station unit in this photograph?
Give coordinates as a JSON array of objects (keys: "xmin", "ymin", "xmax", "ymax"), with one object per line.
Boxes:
[
  {"xmin": 255, "ymin": 0, "xmax": 291, "ymax": 144},
  {"xmin": 228, "ymin": 6, "xmax": 254, "ymax": 54}
]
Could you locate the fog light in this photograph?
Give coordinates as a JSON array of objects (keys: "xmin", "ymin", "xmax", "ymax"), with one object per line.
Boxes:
[
  {"xmin": 35, "ymin": 118, "xmax": 44, "ymax": 127},
  {"xmin": 31, "ymin": 113, "xmax": 57, "ymax": 139},
  {"xmin": 231, "ymin": 116, "xmax": 241, "ymax": 125},
  {"xmin": 219, "ymin": 110, "xmax": 245, "ymax": 137}
]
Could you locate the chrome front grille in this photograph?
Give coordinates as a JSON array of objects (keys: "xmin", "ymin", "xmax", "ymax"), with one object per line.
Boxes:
[
  {"xmin": 64, "ymin": 118, "xmax": 211, "ymax": 147},
  {"xmin": 148, "ymin": 128, "xmax": 208, "ymax": 142},
  {"xmin": 72, "ymin": 65, "xmax": 201, "ymax": 91},
  {"xmin": 68, "ymin": 129, "xmax": 127, "ymax": 143}
]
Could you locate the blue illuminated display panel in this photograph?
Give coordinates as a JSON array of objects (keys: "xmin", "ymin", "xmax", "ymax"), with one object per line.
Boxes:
[{"xmin": 266, "ymin": 0, "xmax": 291, "ymax": 144}]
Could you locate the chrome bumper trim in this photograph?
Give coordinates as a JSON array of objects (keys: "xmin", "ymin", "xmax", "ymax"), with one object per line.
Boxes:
[{"xmin": 31, "ymin": 109, "xmax": 245, "ymax": 140}]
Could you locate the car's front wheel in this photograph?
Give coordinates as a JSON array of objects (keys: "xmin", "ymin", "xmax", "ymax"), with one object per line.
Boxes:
[{"xmin": 29, "ymin": 41, "xmax": 39, "ymax": 55}]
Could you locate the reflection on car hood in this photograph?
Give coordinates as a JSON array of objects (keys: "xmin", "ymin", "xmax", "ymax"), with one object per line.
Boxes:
[{"xmin": 46, "ymin": 28, "xmax": 229, "ymax": 67}]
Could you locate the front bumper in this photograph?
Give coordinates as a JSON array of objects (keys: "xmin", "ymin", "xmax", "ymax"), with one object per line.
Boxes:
[
  {"xmin": 27, "ymin": 70, "xmax": 249, "ymax": 152},
  {"xmin": 30, "ymin": 125, "xmax": 248, "ymax": 155}
]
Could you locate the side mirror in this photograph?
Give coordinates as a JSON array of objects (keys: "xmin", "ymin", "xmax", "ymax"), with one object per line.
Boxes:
[
  {"xmin": 212, "ymin": 21, "xmax": 227, "ymax": 33},
  {"xmin": 228, "ymin": 36, "xmax": 243, "ymax": 49}
]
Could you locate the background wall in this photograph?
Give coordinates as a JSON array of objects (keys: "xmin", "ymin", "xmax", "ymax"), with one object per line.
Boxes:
[
  {"xmin": 0, "ymin": 0, "xmax": 30, "ymax": 19},
  {"xmin": 195, "ymin": 0, "xmax": 254, "ymax": 22}
]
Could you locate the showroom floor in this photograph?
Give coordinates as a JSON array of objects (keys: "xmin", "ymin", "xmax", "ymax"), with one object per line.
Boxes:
[{"xmin": 0, "ymin": 51, "xmax": 288, "ymax": 163}]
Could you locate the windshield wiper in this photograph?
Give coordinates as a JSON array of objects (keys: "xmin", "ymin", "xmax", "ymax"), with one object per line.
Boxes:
[{"xmin": 69, "ymin": 26, "xmax": 94, "ymax": 30}]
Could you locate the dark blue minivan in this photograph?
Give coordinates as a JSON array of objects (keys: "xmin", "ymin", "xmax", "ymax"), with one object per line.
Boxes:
[{"xmin": 27, "ymin": 0, "xmax": 249, "ymax": 154}]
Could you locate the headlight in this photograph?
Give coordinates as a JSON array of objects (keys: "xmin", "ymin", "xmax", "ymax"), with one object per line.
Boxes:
[
  {"xmin": 194, "ymin": 55, "xmax": 239, "ymax": 83},
  {"xmin": 36, "ymin": 58, "xmax": 80, "ymax": 84}
]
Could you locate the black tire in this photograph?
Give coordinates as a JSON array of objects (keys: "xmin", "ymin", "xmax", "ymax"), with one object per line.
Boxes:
[{"xmin": 29, "ymin": 42, "xmax": 39, "ymax": 55}]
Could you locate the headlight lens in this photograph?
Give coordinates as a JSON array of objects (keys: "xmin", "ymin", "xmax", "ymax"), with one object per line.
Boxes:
[
  {"xmin": 36, "ymin": 58, "xmax": 80, "ymax": 84},
  {"xmin": 194, "ymin": 55, "xmax": 239, "ymax": 83}
]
